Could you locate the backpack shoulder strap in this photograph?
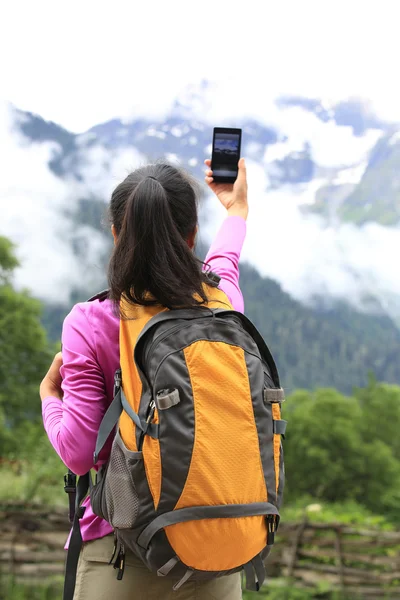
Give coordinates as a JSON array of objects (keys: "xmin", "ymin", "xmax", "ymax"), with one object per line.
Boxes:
[
  {"xmin": 87, "ymin": 289, "xmax": 110, "ymax": 302},
  {"xmin": 214, "ymin": 310, "xmax": 281, "ymax": 388}
]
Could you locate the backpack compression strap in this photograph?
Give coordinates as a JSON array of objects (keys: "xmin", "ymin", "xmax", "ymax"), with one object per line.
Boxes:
[
  {"xmin": 93, "ymin": 369, "xmax": 159, "ymax": 464},
  {"xmin": 64, "ymin": 470, "xmax": 77, "ymax": 524},
  {"xmin": 63, "ymin": 472, "xmax": 90, "ymax": 600}
]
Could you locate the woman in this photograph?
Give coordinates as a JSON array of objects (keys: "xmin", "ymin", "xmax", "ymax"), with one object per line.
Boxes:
[{"xmin": 40, "ymin": 158, "xmax": 248, "ymax": 599}]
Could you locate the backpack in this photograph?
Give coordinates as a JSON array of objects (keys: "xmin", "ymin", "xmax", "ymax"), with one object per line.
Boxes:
[{"xmin": 63, "ymin": 284, "xmax": 286, "ymax": 598}]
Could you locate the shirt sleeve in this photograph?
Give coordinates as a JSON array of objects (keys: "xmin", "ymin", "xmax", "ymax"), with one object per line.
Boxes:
[
  {"xmin": 204, "ymin": 215, "xmax": 247, "ymax": 313},
  {"xmin": 41, "ymin": 304, "xmax": 107, "ymax": 475}
]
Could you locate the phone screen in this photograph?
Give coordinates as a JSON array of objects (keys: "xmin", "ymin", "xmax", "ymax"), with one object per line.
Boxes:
[{"xmin": 211, "ymin": 127, "xmax": 242, "ymax": 183}]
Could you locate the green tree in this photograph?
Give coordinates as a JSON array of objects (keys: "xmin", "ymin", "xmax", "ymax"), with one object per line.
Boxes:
[
  {"xmin": 0, "ymin": 237, "xmax": 19, "ymax": 283},
  {"xmin": 283, "ymin": 387, "xmax": 400, "ymax": 514},
  {"xmin": 0, "ymin": 236, "xmax": 54, "ymax": 443},
  {"xmin": 356, "ymin": 375, "xmax": 400, "ymax": 460}
]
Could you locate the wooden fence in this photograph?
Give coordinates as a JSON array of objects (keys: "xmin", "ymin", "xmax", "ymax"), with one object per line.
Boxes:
[
  {"xmin": 1, "ymin": 505, "xmax": 400, "ymax": 597},
  {"xmin": 278, "ymin": 521, "xmax": 400, "ymax": 597}
]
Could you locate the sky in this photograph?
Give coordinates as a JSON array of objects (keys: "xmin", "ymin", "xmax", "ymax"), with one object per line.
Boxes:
[{"xmin": 1, "ymin": 0, "xmax": 400, "ymax": 132}]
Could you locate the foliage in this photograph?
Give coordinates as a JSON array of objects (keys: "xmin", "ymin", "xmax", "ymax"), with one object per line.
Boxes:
[
  {"xmin": 0, "ymin": 284, "xmax": 54, "ymax": 426},
  {"xmin": 282, "ymin": 380, "xmax": 400, "ymax": 519},
  {"xmin": 240, "ymin": 263, "xmax": 400, "ymax": 394},
  {"xmin": 0, "ymin": 236, "xmax": 19, "ymax": 282},
  {"xmin": 0, "ymin": 577, "xmax": 63, "ymax": 600},
  {"xmin": 243, "ymin": 586, "xmax": 316, "ymax": 599},
  {"xmin": 244, "ymin": 585, "xmax": 360, "ymax": 600},
  {"xmin": 281, "ymin": 498, "xmax": 393, "ymax": 530},
  {"xmin": 0, "ymin": 236, "xmax": 56, "ymax": 460},
  {"xmin": 0, "ymin": 579, "xmax": 366, "ymax": 600},
  {"xmin": 0, "ymin": 421, "xmax": 66, "ymax": 505}
]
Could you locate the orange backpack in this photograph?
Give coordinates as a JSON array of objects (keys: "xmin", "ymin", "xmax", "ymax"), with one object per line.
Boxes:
[{"xmin": 68, "ymin": 285, "xmax": 286, "ymax": 597}]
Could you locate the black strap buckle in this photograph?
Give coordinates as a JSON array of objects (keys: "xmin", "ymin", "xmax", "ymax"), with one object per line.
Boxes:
[
  {"xmin": 64, "ymin": 472, "xmax": 77, "ymax": 494},
  {"xmin": 205, "ymin": 271, "xmax": 221, "ymax": 286}
]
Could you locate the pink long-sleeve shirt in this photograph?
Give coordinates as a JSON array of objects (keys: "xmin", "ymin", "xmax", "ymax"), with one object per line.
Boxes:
[{"xmin": 42, "ymin": 215, "xmax": 246, "ymax": 543}]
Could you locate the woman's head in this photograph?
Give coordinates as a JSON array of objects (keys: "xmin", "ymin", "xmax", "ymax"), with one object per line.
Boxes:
[{"xmin": 108, "ymin": 163, "xmax": 210, "ymax": 310}]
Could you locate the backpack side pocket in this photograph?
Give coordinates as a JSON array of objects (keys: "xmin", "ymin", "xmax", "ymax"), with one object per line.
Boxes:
[{"xmin": 92, "ymin": 430, "xmax": 143, "ymax": 529}]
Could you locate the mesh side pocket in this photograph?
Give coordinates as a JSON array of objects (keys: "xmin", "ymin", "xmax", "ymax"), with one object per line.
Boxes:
[{"xmin": 104, "ymin": 431, "xmax": 143, "ymax": 529}]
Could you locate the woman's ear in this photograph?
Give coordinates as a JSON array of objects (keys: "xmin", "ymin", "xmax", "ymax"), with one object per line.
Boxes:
[
  {"xmin": 187, "ymin": 226, "xmax": 198, "ymax": 250},
  {"xmin": 111, "ymin": 224, "xmax": 118, "ymax": 246}
]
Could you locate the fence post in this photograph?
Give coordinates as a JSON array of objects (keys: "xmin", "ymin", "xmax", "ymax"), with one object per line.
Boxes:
[
  {"xmin": 287, "ymin": 516, "xmax": 308, "ymax": 579},
  {"xmin": 334, "ymin": 527, "xmax": 345, "ymax": 591}
]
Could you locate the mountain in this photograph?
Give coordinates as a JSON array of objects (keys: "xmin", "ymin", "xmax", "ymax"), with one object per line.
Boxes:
[
  {"xmin": 41, "ymin": 260, "xmax": 400, "ymax": 394},
  {"xmin": 1, "ymin": 86, "xmax": 400, "ymax": 391},
  {"xmin": 240, "ymin": 264, "xmax": 400, "ymax": 393},
  {"xmin": 335, "ymin": 131, "xmax": 400, "ymax": 226},
  {"xmin": 276, "ymin": 96, "xmax": 389, "ymax": 136}
]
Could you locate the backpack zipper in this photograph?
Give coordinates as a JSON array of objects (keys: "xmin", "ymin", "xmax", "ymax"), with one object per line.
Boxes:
[
  {"xmin": 145, "ymin": 316, "xmax": 246, "ymax": 366},
  {"xmin": 146, "ymin": 400, "xmax": 156, "ymax": 423},
  {"xmin": 108, "ymin": 532, "xmax": 119, "ymax": 564},
  {"xmin": 113, "ymin": 543, "xmax": 126, "ymax": 581},
  {"xmin": 137, "ymin": 399, "xmax": 157, "ymax": 451},
  {"xmin": 145, "ymin": 322, "xmax": 198, "ymax": 365}
]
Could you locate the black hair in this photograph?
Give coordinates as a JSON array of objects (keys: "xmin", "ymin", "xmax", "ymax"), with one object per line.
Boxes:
[{"xmin": 108, "ymin": 163, "xmax": 214, "ymax": 311}]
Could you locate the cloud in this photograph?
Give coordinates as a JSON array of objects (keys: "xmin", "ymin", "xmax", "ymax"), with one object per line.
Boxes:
[
  {"xmin": 0, "ymin": 102, "xmax": 145, "ymax": 303},
  {"xmin": 203, "ymin": 159, "xmax": 400, "ymax": 322},
  {"xmin": 183, "ymin": 86, "xmax": 383, "ymax": 168},
  {"xmin": 1, "ymin": 92, "xmax": 399, "ymax": 324},
  {"xmin": 262, "ymin": 108, "xmax": 382, "ymax": 168}
]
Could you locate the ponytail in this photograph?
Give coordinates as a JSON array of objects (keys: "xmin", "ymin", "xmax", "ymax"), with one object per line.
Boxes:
[{"xmin": 108, "ymin": 165, "xmax": 210, "ymax": 310}]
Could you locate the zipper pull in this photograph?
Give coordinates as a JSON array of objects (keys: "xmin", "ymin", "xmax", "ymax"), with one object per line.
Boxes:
[
  {"xmin": 146, "ymin": 400, "xmax": 156, "ymax": 423},
  {"xmin": 113, "ymin": 369, "xmax": 122, "ymax": 397},
  {"xmin": 109, "ymin": 533, "xmax": 119, "ymax": 565},
  {"xmin": 116, "ymin": 545, "xmax": 126, "ymax": 581},
  {"xmin": 267, "ymin": 515, "xmax": 276, "ymax": 545}
]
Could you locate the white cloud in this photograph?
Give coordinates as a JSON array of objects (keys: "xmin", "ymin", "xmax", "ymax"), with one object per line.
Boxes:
[
  {"xmin": 258, "ymin": 104, "xmax": 383, "ymax": 169},
  {"xmin": 263, "ymin": 108, "xmax": 383, "ymax": 168},
  {"xmin": 0, "ymin": 102, "xmax": 145, "ymax": 302},
  {"xmin": 204, "ymin": 159, "xmax": 400, "ymax": 321},
  {"xmin": 1, "ymin": 0, "xmax": 400, "ymax": 131},
  {"xmin": 72, "ymin": 144, "xmax": 144, "ymax": 200}
]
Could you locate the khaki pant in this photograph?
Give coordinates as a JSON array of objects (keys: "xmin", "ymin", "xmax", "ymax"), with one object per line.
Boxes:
[{"xmin": 73, "ymin": 534, "xmax": 243, "ymax": 600}]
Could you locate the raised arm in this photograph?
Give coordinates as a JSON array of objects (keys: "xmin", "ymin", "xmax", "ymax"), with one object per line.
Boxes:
[
  {"xmin": 203, "ymin": 158, "xmax": 248, "ymax": 313},
  {"xmin": 204, "ymin": 216, "xmax": 247, "ymax": 313}
]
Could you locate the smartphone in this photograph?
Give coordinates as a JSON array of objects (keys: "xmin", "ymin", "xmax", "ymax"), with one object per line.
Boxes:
[{"xmin": 211, "ymin": 127, "xmax": 242, "ymax": 184}]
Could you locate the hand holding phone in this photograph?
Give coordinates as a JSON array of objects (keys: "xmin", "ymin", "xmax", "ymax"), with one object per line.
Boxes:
[{"xmin": 204, "ymin": 155, "xmax": 248, "ymax": 221}]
